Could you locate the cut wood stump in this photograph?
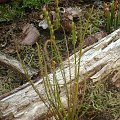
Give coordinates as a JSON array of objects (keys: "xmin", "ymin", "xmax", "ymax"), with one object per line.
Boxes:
[{"xmin": 0, "ymin": 28, "xmax": 120, "ymax": 120}]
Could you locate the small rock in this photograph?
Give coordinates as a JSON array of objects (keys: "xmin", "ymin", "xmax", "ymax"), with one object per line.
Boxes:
[
  {"xmin": 66, "ymin": 7, "xmax": 81, "ymax": 21},
  {"xmin": 94, "ymin": 31, "xmax": 107, "ymax": 40},
  {"xmin": 84, "ymin": 36, "xmax": 97, "ymax": 48},
  {"xmin": 39, "ymin": 19, "xmax": 48, "ymax": 29},
  {"xmin": 21, "ymin": 23, "xmax": 40, "ymax": 45}
]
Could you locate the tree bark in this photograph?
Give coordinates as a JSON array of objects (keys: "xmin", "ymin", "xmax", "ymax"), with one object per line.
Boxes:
[{"xmin": 0, "ymin": 28, "xmax": 120, "ymax": 120}]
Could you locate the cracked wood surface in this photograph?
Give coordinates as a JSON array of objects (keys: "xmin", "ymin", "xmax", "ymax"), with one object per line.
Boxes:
[{"xmin": 0, "ymin": 28, "xmax": 120, "ymax": 120}]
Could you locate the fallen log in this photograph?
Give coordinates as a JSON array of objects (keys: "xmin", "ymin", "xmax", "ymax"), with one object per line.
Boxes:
[
  {"xmin": 0, "ymin": 51, "xmax": 38, "ymax": 78},
  {"xmin": 0, "ymin": 28, "xmax": 120, "ymax": 120}
]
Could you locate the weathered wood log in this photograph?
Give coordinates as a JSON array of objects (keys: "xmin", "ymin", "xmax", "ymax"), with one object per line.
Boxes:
[
  {"xmin": 0, "ymin": 28, "xmax": 120, "ymax": 120},
  {"xmin": 0, "ymin": 51, "xmax": 38, "ymax": 78}
]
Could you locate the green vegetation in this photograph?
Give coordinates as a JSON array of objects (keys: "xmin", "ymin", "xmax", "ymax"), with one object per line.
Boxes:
[
  {"xmin": 0, "ymin": 65, "xmax": 24, "ymax": 95},
  {"xmin": 79, "ymin": 81, "xmax": 120, "ymax": 120},
  {"xmin": 0, "ymin": 1, "xmax": 24, "ymax": 22},
  {"xmin": 16, "ymin": 3, "xmax": 93, "ymax": 120},
  {"xmin": 103, "ymin": 0, "xmax": 120, "ymax": 32},
  {"xmin": 23, "ymin": 0, "xmax": 49, "ymax": 9},
  {"xmin": 0, "ymin": 0, "xmax": 49, "ymax": 22}
]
